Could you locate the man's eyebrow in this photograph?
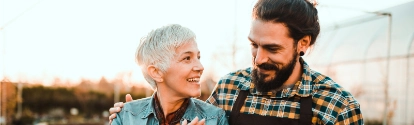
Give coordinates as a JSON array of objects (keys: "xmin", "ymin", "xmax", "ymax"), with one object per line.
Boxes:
[
  {"xmin": 247, "ymin": 37, "xmax": 284, "ymax": 49},
  {"xmin": 248, "ymin": 37, "xmax": 254, "ymax": 42},
  {"xmin": 263, "ymin": 44, "xmax": 284, "ymax": 49}
]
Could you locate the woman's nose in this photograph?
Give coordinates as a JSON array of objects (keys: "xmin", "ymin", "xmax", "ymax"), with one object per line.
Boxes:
[{"xmin": 193, "ymin": 60, "xmax": 204, "ymax": 73}]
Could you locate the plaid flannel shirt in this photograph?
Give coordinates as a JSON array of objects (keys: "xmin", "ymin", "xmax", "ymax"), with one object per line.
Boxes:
[{"xmin": 206, "ymin": 58, "xmax": 363, "ymax": 125}]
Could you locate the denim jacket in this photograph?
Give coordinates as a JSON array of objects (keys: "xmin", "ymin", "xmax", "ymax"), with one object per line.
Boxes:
[{"xmin": 111, "ymin": 95, "xmax": 228, "ymax": 125}]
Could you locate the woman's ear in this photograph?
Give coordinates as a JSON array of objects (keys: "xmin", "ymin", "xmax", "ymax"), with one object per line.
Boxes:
[
  {"xmin": 297, "ymin": 35, "xmax": 311, "ymax": 53},
  {"xmin": 147, "ymin": 65, "xmax": 164, "ymax": 83}
]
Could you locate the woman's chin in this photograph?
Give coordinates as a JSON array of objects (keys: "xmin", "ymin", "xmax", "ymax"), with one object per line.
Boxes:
[{"xmin": 188, "ymin": 91, "xmax": 201, "ymax": 98}]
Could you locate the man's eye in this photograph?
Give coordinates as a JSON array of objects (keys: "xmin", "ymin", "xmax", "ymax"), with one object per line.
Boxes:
[
  {"xmin": 251, "ymin": 43, "xmax": 258, "ymax": 48},
  {"xmin": 268, "ymin": 48, "xmax": 277, "ymax": 51},
  {"xmin": 184, "ymin": 57, "xmax": 190, "ymax": 60}
]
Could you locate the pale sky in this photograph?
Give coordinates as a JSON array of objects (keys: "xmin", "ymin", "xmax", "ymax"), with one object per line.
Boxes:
[{"xmin": 1, "ymin": 0, "xmax": 412, "ymax": 86}]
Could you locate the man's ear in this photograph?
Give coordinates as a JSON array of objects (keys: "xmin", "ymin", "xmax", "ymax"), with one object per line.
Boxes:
[
  {"xmin": 297, "ymin": 35, "xmax": 311, "ymax": 53},
  {"xmin": 147, "ymin": 65, "xmax": 163, "ymax": 83}
]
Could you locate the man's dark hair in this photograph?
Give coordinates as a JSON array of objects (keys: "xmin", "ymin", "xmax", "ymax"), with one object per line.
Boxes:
[{"xmin": 253, "ymin": 0, "xmax": 320, "ymax": 45}]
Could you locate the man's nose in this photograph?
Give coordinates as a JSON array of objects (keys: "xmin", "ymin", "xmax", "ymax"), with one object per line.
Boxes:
[{"xmin": 254, "ymin": 48, "xmax": 268, "ymax": 65}]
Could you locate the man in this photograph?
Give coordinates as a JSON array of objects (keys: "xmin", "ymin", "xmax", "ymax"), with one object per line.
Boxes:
[{"xmin": 110, "ymin": 0, "xmax": 363, "ymax": 124}]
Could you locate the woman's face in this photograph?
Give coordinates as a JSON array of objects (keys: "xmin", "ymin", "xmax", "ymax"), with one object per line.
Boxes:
[{"xmin": 162, "ymin": 40, "xmax": 204, "ymax": 98}]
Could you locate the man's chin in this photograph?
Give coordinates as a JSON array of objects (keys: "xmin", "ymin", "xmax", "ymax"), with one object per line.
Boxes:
[
  {"xmin": 261, "ymin": 77, "xmax": 274, "ymax": 83},
  {"xmin": 257, "ymin": 72, "xmax": 276, "ymax": 81},
  {"xmin": 255, "ymin": 80, "xmax": 284, "ymax": 92},
  {"xmin": 253, "ymin": 73, "xmax": 284, "ymax": 92}
]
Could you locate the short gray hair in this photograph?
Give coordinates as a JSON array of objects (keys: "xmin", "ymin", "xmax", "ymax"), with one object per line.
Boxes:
[{"xmin": 136, "ymin": 24, "xmax": 196, "ymax": 89}]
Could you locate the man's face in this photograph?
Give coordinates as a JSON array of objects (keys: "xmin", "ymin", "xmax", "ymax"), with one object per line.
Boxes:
[{"xmin": 248, "ymin": 20, "xmax": 298, "ymax": 92}]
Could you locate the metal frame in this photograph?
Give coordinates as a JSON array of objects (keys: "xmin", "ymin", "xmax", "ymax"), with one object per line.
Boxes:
[{"xmin": 405, "ymin": 32, "xmax": 414, "ymax": 124}]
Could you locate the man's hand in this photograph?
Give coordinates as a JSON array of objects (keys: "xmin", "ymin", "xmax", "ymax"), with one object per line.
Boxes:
[
  {"xmin": 182, "ymin": 116, "xmax": 206, "ymax": 125},
  {"xmin": 108, "ymin": 94, "xmax": 133, "ymax": 124}
]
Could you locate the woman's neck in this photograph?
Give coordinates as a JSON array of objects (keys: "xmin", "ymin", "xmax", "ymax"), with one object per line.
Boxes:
[{"xmin": 156, "ymin": 90, "xmax": 187, "ymax": 118}]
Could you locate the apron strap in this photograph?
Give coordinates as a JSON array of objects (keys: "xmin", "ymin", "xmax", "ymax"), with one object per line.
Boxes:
[
  {"xmin": 299, "ymin": 96, "xmax": 313, "ymax": 125},
  {"xmin": 230, "ymin": 90, "xmax": 313, "ymax": 125},
  {"xmin": 229, "ymin": 90, "xmax": 249, "ymax": 125}
]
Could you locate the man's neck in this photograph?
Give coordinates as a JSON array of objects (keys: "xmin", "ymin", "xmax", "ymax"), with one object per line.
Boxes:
[{"xmin": 282, "ymin": 58, "xmax": 303, "ymax": 88}]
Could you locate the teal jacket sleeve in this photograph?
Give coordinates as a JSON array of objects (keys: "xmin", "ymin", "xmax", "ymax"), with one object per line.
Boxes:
[{"xmin": 218, "ymin": 108, "xmax": 229, "ymax": 125}]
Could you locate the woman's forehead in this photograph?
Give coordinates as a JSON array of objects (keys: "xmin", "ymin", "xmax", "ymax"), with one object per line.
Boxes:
[{"xmin": 175, "ymin": 41, "xmax": 200, "ymax": 55}]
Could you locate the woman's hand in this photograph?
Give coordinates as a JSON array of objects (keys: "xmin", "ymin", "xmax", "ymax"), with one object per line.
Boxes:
[{"xmin": 182, "ymin": 116, "xmax": 206, "ymax": 125}]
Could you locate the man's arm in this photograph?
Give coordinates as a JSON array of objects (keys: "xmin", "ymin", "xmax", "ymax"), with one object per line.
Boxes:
[
  {"xmin": 108, "ymin": 94, "xmax": 133, "ymax": 124},
  {"xmin": 335, "ymin": 104, "xmax": 364, "ymax": 125}
]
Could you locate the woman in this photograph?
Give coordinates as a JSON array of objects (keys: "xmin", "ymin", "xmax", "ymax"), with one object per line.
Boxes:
[{"xmin": 111, "ymin": 24, "xmax": 228, "ymax": 125}]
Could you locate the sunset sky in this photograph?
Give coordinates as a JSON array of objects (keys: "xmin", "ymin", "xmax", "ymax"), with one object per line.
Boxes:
[{"xmin": 1, "ymin": 0, "xmax": 412, "ymax": 86}]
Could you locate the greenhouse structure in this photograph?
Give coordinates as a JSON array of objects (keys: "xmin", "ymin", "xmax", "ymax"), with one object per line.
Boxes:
[{"xmin": 305, "ymin": 1, "xmax": 414, "ymax": 124}]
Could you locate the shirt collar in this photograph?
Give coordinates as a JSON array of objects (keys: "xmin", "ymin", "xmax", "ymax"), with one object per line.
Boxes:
[
  {"xmin": 153, "ymin": 92, "xmax": 189, "ymax": 125},
  {"xmin": 245, "ymin": 57, "xmax": 313, "ymax": 98},
  {"xmin": 236, "ymin": 67, "xmax": 254, "ymax": 91},
  {"xmin": 141, "ymin": 93, "xmax": 206, "ymax": 121},
  {"xmin": 292, "ymin": 58, "xmax": 313, "ymax": 97}
]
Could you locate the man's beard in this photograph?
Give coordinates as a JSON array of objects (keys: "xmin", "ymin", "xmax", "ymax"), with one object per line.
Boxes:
[{"xmin": 252, "ymin": 53, "xmax": 298, "ymax": 92}]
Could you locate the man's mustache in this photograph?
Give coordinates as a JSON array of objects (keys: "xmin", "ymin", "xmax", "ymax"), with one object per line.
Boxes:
[{"xmin": 256, "ymin": 63, "xmax": 279, "ymax": 71}]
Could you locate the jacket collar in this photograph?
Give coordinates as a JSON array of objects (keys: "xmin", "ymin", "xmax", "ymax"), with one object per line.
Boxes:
[
  {"xmin": 141, "ymin": 93, "xmax": 156, "ymax": 118},
  {"xmin": 181, "ymin": 98, "xmax": 206, "ymax": 121}
]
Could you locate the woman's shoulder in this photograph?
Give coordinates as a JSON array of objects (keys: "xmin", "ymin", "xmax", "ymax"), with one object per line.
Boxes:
[
  {"xmin": 113, "ymin": 97, "xmax": 154, "ymax": 124},
  {"xmin": 187, "ymin": 98, "xmax": 228, "ymax": 125},
  {"xmin": 123, "ymin": 97, "xmax": 152, "ymax": 110}
]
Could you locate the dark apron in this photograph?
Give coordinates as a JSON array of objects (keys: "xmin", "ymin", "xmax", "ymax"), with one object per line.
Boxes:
[{"xmin": 229, "ymin": 90, "xmax": 313, "ymax": 125}]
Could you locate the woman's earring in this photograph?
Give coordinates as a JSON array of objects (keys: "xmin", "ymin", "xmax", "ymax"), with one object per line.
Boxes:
[{"xmin": 300, "ymin": 51, "xmax": 304, "ymax": 56}]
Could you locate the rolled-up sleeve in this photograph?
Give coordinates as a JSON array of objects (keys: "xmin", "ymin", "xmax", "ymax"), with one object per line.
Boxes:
[{"xmin": 206, "ymin": 84, "xmax": 219, "ymax": 106}]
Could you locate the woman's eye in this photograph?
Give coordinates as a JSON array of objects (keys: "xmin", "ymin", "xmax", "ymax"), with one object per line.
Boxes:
[{"xmin": 184, "ymin": 57, "xmax": 190, "ymax": 60}]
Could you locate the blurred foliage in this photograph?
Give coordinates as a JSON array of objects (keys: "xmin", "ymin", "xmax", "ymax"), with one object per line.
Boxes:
[
  {"xmin": 22, "ymin": 86, "xmax": 80, "ymax": 114},
  {"xmin": 3, "ymin": 76, "xmax": 151, "ymax": 124},
  {"xmin": 0, "ymin": 79, "xmax": 17, "ymax": 125},
  {"xmin": 365, "ymin": 120, "xmax": 382, "ymax": 125}
]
